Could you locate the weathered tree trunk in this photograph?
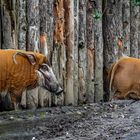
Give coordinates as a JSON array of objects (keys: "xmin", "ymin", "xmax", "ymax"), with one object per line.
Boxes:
[
  {"xmin": 1, "ymin": 0, "xmax": 140, "ymax": 108},
  {"xmin": 39, "ymin": 0, "xmax": 49, "ymax": 55},
  {"xmin": 1, "ymin": 0, "xmax": 13, "ymax": 49},
  {"xmin": 130, "ymin": 1, "xmax": 139, "ymax": 58},
  {"xmin": 86, "ymin": 0, "xmax": 95, "ymax": 103},
  {"xmin": 38, "ymin": 33, "xmax": 52, "ymax": 108},
  {"xmin": 26, "ymin": 0, "xmax": 40, "ymax": 109},
  {"xmin": 138, "ymin": 8, "xmax": 140, "ymax": 58},
  {"xmin": 10, "ymin": 0, "xmax": 17, "ymax": 49},
  {"xmin": 27, "ymin": 0, "xmax": 40, "ymax": 52},
  {"xmin": 39, "ymin": 0, "xmax": 54, "ymax": 59},
  {"xmin": 17, "ymin": 0, "xmax": 27, "ymax": 50},
  {"xmin": 39, "ymin": 0, "xmax": 48, "ymax": 34},
  {"xmin": 52, "ymin": 44, "xmax": 65, "ymax": 106},
  {"xmin": 0, "ymin": 0, "xmax": 2, "ymax": 49},
  {"xmin": 78, "ymin": 0, "xmax": 87, "ymax": 104},
  {"xmin": 38, "ymin": 0, "xmax": 55, "ymax": 107},
  {"xmin": 26, "ymin": 87, "xmax": 39, "ymax": 109},
  {"xmin": 94, "ymin": 0, "xmax": 103, "ymax": 102},
  {"xmin": 46, "ymin": 0, "xmax": 54, "ymax": 62},
  {"xmin": 103, "ymin": 0, "xmax": 123, "ymax": 100},
  {"xmin": 73, "ymin": 0, "xmax": 79, "ymax": 105},
  {"xmin": 64, "ymin": 0, "xmax": 75, "ymax": 105},
  {"xmin": 122, "ymin": 0, "xmax": 130, "ymax": 56},
  {"xmin": 38, "ymin": 87, "xmax": 52, "ymax": 107},
  {"xmin": 52, "ymin": 0, "xmax": 65, "ymax": 106}
]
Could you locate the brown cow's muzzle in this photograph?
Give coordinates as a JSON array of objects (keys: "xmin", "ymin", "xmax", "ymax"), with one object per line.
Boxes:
[
  {"xmin": 38, "ymin": 63, "xmax": 63, "ymax": 95},
  {"xmin": 55, "ymin": 86, "xmax": 63, "ymax": 95}
]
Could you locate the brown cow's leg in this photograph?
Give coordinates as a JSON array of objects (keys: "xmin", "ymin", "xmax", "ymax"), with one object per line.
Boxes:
[
  {"xmin": 126, "ymin": 91, "xmax": 140, "ymax": 100},
  {"xmin": 113, "ymin": 91, "xmax": 125, "ymax": 100},
  {"xmin": 10, "ymin": 94, "xmax": 18, "ymax": 110}
]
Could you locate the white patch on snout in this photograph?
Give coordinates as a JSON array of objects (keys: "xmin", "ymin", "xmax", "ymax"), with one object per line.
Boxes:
[
  {"xmin": 40, "ymin": 64, "xmax": 58, "ymax": 83},
  {"xmin": 36, "ymin": 70, "xmax": 45, "ymax": 86}
]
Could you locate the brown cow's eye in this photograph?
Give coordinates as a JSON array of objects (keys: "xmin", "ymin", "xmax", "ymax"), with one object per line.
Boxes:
[
  {"xmin": 41, "ymin": 64, "xmax": 49, "ymax": 71},
  {"xmin": 42, "ymin": 65, "xmax": 47, "ymax": 70}
]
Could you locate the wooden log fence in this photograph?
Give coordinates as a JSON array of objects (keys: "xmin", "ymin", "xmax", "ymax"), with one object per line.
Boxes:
[{"xmin": 0, "ymin": 0, "xmax": 140, "ymax": 108}]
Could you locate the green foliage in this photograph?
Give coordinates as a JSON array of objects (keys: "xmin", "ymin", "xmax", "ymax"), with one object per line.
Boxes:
[
  {"xmin": 27, "ymin": 112, "xmax": 33, "ymax": 117},
  {"xmin": 92, "ymin": 11, "xmax": 102, "ymax": 20},
  {"xmin": 39, "ymin": 112, "xmax": 46, "ymax": 119},
  {"xmin": 132, "ymin": 0, "xmax": 140, "ymax": 6}
]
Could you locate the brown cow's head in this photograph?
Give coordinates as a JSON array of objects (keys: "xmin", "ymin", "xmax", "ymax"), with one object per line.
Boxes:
[
  {"xmin": 13, "ymin": 51, "xmax": 63, "ymax": 95},
  {"xmin": 37, "ymin": 63, "xmax": 63, "ymax": 95}
]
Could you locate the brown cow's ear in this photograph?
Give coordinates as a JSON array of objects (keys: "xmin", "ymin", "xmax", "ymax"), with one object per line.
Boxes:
[
  {"xmin": 26, "ymin": 54, "xmax": 36, "ymax": 65},
  {"xmin": 13, "ymin": 52, "xmax": 37, "ymax": 65},
  {"xmin": 42, "ymin": 56, "xmax": 50, "ymax": 66}
]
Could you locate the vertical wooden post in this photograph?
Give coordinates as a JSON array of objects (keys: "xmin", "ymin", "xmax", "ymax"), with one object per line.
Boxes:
[
  {"xmin": 27, "ymin": 0, "xmax": 40, "ymax": 51},
  {"xmin": 10, "ymin": 0, "xmax": 17, "ymax": 49},
  {"xmin": 122, "ymin": 0, "xmax": 130, "ymax": 56},
  {"xmin": 64, "ymin": 0, "xmax": 75, "ymax": 105},
  {"xmin": 26, "ymin": 0, "xmax": 40, "ymax": 108},
  {"xmin": 138, "ymin": 8, "xmax": 140, "ymax": 58},
  {"xmin": 39, "ymin": 0, "xmax": 54, "ymax": 58},
  {"xmin": 17, "ymin": 0, "xmax": 27, "ymax": 50},
  {"xmin": 103, "ymin": 0, "xmax": 123, "ymax": 100},
  {"xmin": 53, "ymin": 0, "xmax": 65, "ymax": 106},
  {"xmin": 46, "ymin": 0, "xmax": 54, "ymax": 61},
  {"xmin": 73, "ymin": 0, "xmax": 79, "ymax": 105},
  {"xmin": 1, "ymin": 1, "xmax": 13, "ymax": 49},
  {"xmin": 130, "ymin": 1, "xmax": 139, "ymax": 58},
  {"xmin": 0, "ymin": 0, "xmax": 2, "ymax": 49},
  {"xmin": 86, "ymin": 0, "xmax": 95, "ymax": 103},
  {"xmin": 94, "ymin": 0, "xmax": 103, "ymax": 102},
  {"xmin": 78, "ymin": 0, "xmax": 87, "ymax": 104}
]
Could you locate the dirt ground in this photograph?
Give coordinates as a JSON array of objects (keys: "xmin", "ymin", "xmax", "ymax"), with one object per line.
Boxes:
[{"xmin": 0, "ymin": 100, "xmax": 140, "ymax": 140}]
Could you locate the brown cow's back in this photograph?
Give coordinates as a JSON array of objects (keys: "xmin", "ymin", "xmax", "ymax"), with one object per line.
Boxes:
[
  {"xmin": 0, "ymin": 49, "xmax": 47, "ymax": 106},
  {"xmin": 109, "ymin": 57, "xmax": 140, "ymax": 100},
  {"xmin": 0, "ymin": 50, "xmax": 37, "ymax": 93}
]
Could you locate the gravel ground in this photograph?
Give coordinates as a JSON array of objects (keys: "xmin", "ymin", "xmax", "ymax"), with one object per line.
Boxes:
[{"xmin": 0, "ymin": 100, "xmax": 140, "ymax": 140}]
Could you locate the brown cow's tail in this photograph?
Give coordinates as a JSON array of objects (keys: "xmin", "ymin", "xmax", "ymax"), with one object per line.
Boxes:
[
  {"xmin": 109, "ymin": 57, "xmax": 126, "ymax": 99},
  {"xmin": 109, "ymin": 62, "xmax": 117, "ymax": 92},
  {"xmin": 108, "ymin": 61, "xmax": 118, "ymax": 100}
]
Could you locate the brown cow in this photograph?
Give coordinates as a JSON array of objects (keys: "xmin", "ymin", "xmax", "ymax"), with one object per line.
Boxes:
[
  {"xmin": 109, "ymin": 56, "xmax": 140, "ymax": 100},
  {"xmin": 0, "ymin": 49, "xmax": 63, "ymax": 110}
]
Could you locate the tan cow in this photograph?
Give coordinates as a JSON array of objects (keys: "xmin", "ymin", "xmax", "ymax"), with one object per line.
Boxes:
[
  {"xmin": 109, "ymin": 56, "xmax": 140, "ymax": 100},
  {"xmin": 0, "ymin": 49, "xmax": 63, "ymax": 110}
]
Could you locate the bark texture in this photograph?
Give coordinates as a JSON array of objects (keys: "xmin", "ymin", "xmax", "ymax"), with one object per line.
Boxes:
[
  {"xmin": 122, "ymin": 0, "xmax": 130, "ymax": 56},
  {"xmin": 78, "ymin": 0, "xmax": 87, "ymax": 104},
  {"xmin": 73, "ymin": 0, "xmax": 79, "ymax": 105},
  {"xmin": 0, "ymin": 0, "xmax": 140, "ymax": 109},
  {"xmin": 103, "ymin": 0, "xmax": 123, "ymax": 100},
  {"xmin": 52, "ymin": 0, "xmax": 65, "ymax": 106},
  {"xmin": 130, "ymin": 1, "xmax": 139, "ymax": 58},
  {"xmin": 64, "ymin": 0, "xmax": 75, "ymax": 105},
  {"xmin": 17, "ymin": 0, "xmax": 27, "ymax": 50},
  {"xmin": 94, "ymin": 0, "xmax": 103, "ymax": 102},
  {"xmin": 86, "ymin": 0, "xmax": 95, "ymax": 103}
]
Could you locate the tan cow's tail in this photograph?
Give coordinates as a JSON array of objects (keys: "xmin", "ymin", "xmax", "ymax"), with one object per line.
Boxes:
[
  {"xmin": 108, "ymin": 57, "xmax": 125, "ymax": 99},
  {"xmin": 109, "ymin": 62, "xmax": 118, "ymax": 93},
  {"xmin": 107, "ymin": 61, "xmax": 118, "ymax": 100}
]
